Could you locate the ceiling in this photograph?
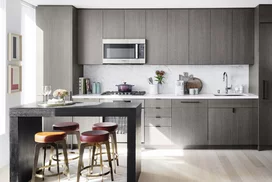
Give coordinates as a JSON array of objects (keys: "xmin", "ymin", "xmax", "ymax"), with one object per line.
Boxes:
[{"xmin": 25, "ymin": 0, "xmax": 272, "ymax": 8}]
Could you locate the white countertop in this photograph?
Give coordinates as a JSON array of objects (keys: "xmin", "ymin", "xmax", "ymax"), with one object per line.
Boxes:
[{"xmin": 73, "ymin": 93, "xmax": 258, "ymax": 100}]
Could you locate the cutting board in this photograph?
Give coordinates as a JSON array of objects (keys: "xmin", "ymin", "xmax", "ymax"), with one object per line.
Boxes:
[{"xmin": 186, "ymin": 77, "xmax": 203, "ymax": 92}]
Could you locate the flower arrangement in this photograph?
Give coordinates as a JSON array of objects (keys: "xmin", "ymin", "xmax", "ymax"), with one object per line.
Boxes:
[
  {"xmin": 155, "ymin": 70, "xmax": 165, "ymax": 84},
  {"xmin": 53, "ymin": 89, "xmax": 68, "ymax": 99}
]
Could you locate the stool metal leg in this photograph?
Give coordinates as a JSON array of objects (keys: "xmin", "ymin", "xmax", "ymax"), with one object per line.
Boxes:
[
  {"xmin": 42, "ymin": 146, "xmax": 47, "ymax": 180},
  {"xmin": 59, "ymin": 139, "xmax": 70, "ymax": 179},
  {"xmin": 112, "ymin": 132, "xmax": 119, "ymax": 166},
  {"xmin": 110, "ymin": 134, "xmax": 117, "ymax": 174},
  {"xmin": 105, "ymin": 141, "xmax": 114, "ymax": 181},
  {"xmin": 31, "ymin": 143, "xmax": 42, "ymax": 182},
  {"xmin": 91, "ymin": 145, "xmax": 96, "ymax": 172},
  {"xmin": 77, "ymin": 143, "xmax": 86, "ymax": 182},
  {"xmin": 99, "ymin": 144, "xmax": 103, "ymax": 181}
]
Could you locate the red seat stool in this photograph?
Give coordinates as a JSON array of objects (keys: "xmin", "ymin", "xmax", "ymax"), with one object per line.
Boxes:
[
  {"xmin": 31, "ymin": 131, "xmax": 70, "ymax": 182},
  {"xmin": 92, "ymin": 122, "xmax": 119, "ymax": 173},
  {"xmin": 49, "ymin": 122, "xmax": 81, "ymax": 165},
  {"xmin": 77, "ymin": 130, "xmax": 114, "ymax": 182}
]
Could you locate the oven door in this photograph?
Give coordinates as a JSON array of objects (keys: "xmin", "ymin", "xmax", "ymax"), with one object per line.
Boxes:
[
  {"xmin": 102, "ymin": 39, "xmax": 145, "ymax": 64},
  {"xmin": 101, "ymin": 99, "xmax": 145, "ymax": 143}
]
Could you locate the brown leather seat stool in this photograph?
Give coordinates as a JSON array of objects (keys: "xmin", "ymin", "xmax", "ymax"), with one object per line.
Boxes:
[
  {"xmin": 92, "ymin": 122, "xmax": 119, "ymax": 173},
  {"xmin": 49, "ymin": 122, "xmax": 81, "ymax": 164},
  {"xmin": 31, "ymin": 131, "xmax": 70, "ymax": 182},
  {"xmin": 77, "ymin": 130, "xmax": 114, "ymax": 182}
]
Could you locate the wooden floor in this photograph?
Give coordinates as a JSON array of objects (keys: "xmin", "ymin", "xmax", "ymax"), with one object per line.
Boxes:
[{"xmin": 3, "ymin": 148, "xmax": 272, "ymax": 182}]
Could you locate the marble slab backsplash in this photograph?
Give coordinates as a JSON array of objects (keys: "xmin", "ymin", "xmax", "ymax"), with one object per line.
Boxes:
[{"xmin": 84, "ymin": 65, "xmax": 249, "ymax": 94}]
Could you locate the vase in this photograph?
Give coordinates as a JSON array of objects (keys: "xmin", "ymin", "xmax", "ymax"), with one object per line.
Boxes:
[
  {"xmin": 158, "ymin": 84, "xmax": 163, "ymax": 94},
  {"xmin": 58, "ymin": 96, "xmax": 65, "ymax": 103}
]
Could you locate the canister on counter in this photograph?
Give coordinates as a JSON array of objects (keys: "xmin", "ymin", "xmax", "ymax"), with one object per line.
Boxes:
[
  {"xmin": 92, "ymin": 82, "xmax": 96, "ymax": 94},
  {"xmin": 96, "ymin": 82, "xmax": 101, "ymax": 94}
]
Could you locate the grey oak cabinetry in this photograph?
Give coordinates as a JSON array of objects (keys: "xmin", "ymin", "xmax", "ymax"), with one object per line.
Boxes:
[
  {"xmin": 125, "ymin": 10, "xmax": 146, "ymax": 38},
  {"xmin": 167, "ymin": 10, "xmax": 189, "ymax": 64},
  {"xmin": 232, "ymin": 9, "xmax": 254, "ymax": 64},
  {"xmin": 259, "ymin": 18, "xmax": 272, "ymax": 146},
  {"xmin": 103, "ymin": 10, "xmax": 125, "ymax": 38},
  {"xmin": 211, "ymin": 9, "xmax": 232, "ymax": 64},
  {"xmin": 146, "ymin": 10, "xmax": 168, "ymax": 64},
  {"xmin": 78, "ymin": 10, "xmax": 102, "ymax": 64},
  {"xmin": 36, "ymin": 6, "xmax": 82, "ymax": 93},
  {"xmin": 208, "ymin": 100, "xmax": 258, "ymax": 145},
  {"xmin": 144, "ymin": 99, "xmax": 172, "ymax": 146},
  {"xmin": 189, "ymin": 10, "xmax": 211, "ymax": 64},
  {"xmin": 171, "ymin": 100, "xmax": 208, "ymax": 147}
]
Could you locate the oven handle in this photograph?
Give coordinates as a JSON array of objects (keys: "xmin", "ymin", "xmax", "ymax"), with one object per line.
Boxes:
[{"xmin": 113, "ymin": 100, "xmax": 132, "ymax": 103}]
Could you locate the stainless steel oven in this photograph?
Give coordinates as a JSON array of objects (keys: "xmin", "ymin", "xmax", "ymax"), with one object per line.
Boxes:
[
  {"xmin": 100, "ymin": 99, "xmax": 145, "ymax": 143},
  {"xmin": 102, "ymin": 39, "xmax": 146, "ymax": 64}
]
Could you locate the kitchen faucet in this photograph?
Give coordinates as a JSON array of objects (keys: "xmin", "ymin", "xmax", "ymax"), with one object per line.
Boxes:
[{"xmin": 223, "ymin": 72, "xmax": 232, "ymax": 94}]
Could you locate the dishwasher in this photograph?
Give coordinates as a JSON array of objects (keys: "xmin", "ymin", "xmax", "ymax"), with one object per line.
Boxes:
[{"xmin": 100, "ymin": 99, "xmax": 145, "ymax": 143}]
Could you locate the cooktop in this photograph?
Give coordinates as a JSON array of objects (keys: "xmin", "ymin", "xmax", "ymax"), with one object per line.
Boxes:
[{"xmin": 101, "ymin": 91, "xmax": 146, "ymax": 95}]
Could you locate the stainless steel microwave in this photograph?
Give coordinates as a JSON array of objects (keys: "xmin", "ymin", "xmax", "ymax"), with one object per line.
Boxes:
[{"xmin": 102, "ymin": 39, "xmax": 146, "ymax": 64}]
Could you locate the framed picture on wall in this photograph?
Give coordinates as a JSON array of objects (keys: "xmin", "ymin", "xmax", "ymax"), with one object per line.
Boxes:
[
  {"xmin": 8, "ymin": 33, "xmax": 22, "ymax": 61},
  {"xmin": 8, "ymin": 65, "xmax": 22, "ymax": 93}
]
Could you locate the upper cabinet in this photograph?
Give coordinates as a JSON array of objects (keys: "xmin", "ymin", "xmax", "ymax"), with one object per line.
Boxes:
[
  {"xmin": 211, "ymin": 9, "xmax": 233, "ymax": 64},
  {"xmin": 103, "ymin": 10, "xmax": 125, "ymax": 39},
  {"xmin": 189, "ymin": 9, "xmax": 211, "ymax": 65},
  {"xmin": 75, "ymin": 8, "xmax": 254, "ymax": 65},
  {"xmin": 36, "ymin": 6, "xmax": 82, "ymax": 93},
  {"xmin": 167, "ymin": 10, "xmax": 189, "ymax": 64},
  {"xmin": 78, "ymin": 10, "xmax": 102, "ymax": 65},
  {"xmin": 146, "ymin": 10, "xmax": 168, "ymax": 64},
  {"xmin": 232, "ymin": 9, "xmax": 254, "ymax": 64},
  {"xmin": 125, "ymin": 10, "xmax": 146, "ymax": 39}
]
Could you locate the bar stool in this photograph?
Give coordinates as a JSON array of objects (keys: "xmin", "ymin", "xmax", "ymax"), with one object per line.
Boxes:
[
  {"xmin": 31, "ymin": 131, "xmax": 70, "ymax": 182},
  {"xmin": 77, "ymin": 130, "xmax": 114, "ymax": 182},
  {"xmin": 92, "ymin": 122, "xmax": 119, "ymax": 173}
]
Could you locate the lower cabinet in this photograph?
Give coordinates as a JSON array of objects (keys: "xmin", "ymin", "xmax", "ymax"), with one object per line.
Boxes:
[
  {"xmin": 144, "ymin": 127, "xmax": 172, "ymax": 145},
  {"xmin": 171, "ymin": 100, "xmax": 208, "ymax": 147},
  {"xmin": 208, "ymin": 106, "xmax": 258, "ymax": 145}
]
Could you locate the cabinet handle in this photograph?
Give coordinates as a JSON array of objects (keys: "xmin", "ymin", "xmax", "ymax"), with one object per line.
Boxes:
[
  {"xmin": 156, "ymin": 107, "xmax": 161, "ymax": 109},
  {"xmin": 232, "ymin": 108, "xmax": 235, "ymax": 113},
  {"xmin": 263, "ymin": 80, "xmax": 269, "ymax": 100},
  {"xmin": 155, "ymin": 116, "xmax": 161, "ymax": 118},
  {"xmin": 180, "ymin": 101, "xmax": 200, "ymax": 103},
  {"xmin": 155, "ymin": 125, "xmax": 161, "ymax": 127}
]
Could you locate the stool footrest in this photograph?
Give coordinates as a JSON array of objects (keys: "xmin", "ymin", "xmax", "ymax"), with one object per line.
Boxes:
[{"xmin": 80, "ymin": 165, "xmax": 111, "ymax": 177}]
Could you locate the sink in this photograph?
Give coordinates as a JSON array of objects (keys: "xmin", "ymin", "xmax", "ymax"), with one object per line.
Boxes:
[{"xmin": 213, "ymin": 93, "xmax": 245, "ymax": 96}]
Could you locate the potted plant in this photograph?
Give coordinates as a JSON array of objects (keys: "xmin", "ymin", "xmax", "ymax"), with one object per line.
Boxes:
[
  {"xmin": 155, "ymin": 70, "xmax": 165, "ymax": 94},
  {"xmin": 53, "ymin": 89, "xmax": 68, "ymax": 101}
]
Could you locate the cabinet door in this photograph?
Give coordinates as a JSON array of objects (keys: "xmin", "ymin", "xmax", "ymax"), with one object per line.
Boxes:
[
  {"xmin": 259, "ymin": 102, "xmax": 272, "ymax": 146},
  {"xmin": 172, "ymin": 103, "xmax": 208, "ymax": 147},
  {"xmin": 36, "ymin": 6, "xmax": 74, "ymax": 91},
  {"xmin": 103, "ymin": 10, "xmax": 124, "ymax": 38},
  {"xmin": 208, "ymin": 108, "xmax": 236, "ymax": 145},
  {"xmin": 146, "ymin": 10, "xmax": 167, "ymax": 64},
  {"xmin": 189, "ymin": 9, "xmax": 211, "ymax": 64},
  {"xmin": 167, "ymin": 10, "xmax": 189, "ymax": 64},
  {"xmin": 125, "ymin": 10, "xmax": 145, "ymax": 39},
  {"xmin": 211, "ymin": 9, "xmax": 232, "ymax": 64},
  {"xmin": 233, "ymin": 9, "xmax": 254, "ymax": 64},
  {"xmin": 78, "ymin": 10, "xmax": 102, "ymax": 64},
  {"xmin": 236, "ymin": 108, "xmax": 258, "ymax": 145},
  {"xmin": 260, "ymin": 24, "xmax": 272, "ymax": 101}
]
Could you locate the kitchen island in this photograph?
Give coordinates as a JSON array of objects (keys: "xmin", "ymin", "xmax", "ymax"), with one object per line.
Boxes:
[{"xmin": 9, "ymin": 102, "xmax": 142, "ymax": 182}]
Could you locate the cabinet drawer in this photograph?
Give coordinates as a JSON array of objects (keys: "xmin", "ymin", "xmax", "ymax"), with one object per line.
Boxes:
[
  {"xmin": 208, "ymin": 100, "xmax": 257, "ymax": 108},
  {"xmin": 145, "ymin": 118, "xmax": 171, "ymax": 127},
  {"xmin": 145, "ymin": 99, "xmax": 171, "ymax": 108},
  {"xmin": 172, "ymin": 99, "xmax": 207, "ymax": 108},
  {"xmin": 145, "ymin": 126, "xmax": 172, "ymax": 145},
  {"xmin": 145, "ymin": 108, "xmax": 171, "ymax": 117}
]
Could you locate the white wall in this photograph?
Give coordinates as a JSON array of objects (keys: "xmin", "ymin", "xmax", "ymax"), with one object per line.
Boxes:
[
  {"xmin": 84, "ymin": 65, "xmax": 249, "ymax": 94},
  {"xmin": 0, "ymin": 0, "xmax": 21, "ymax": 169}
]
